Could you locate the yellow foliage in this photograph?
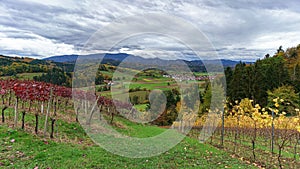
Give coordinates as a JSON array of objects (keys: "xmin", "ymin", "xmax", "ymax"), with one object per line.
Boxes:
[{"xmin": 193, "ymin": 97, "xmax": 300, "ymax": 131}]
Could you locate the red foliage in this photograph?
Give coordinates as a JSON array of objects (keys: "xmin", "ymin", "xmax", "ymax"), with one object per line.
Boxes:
[{"xmin": 0, "ymin": 79, "xmax": 72, "ymax": 101}]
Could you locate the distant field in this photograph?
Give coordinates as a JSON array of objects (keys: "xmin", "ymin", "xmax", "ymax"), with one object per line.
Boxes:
[
  {"xmin": 98, "ymin": 69, "xmax": 207, "ymax": 100},
  {"xmin": 128, "ymin": 81, "xmax": 177, "ymax": 91},
  {"xmin": 100, "ymin": 70, "xmax": 113, "ymax": 77},
  {"xmin": 0, "ymin": 72, "xmax": 43, "ymax": 80},
  {"xmin": 134, "ymin": 103, "xmax": 148, "ymax": 112},
  {"xmin": 101, "ymin": 90, "xmax": 149, "ymax": 104},
  {"xmin": 193, "ymin": 72, "xmax": 210, "ymax": 76},
  {"xmin": 193, "ymin": 72, "xmax": 218, "ymax": 76},
  {"xmin": 17, "ymin": 73, "xmax": 43, "ymax": 80},
  {"xmin": 135, "ymin": 75, "xmax": 171, "ymax": 82}
]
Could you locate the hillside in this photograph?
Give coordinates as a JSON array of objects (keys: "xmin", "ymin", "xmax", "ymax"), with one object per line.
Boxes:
[
  {"xmin": 0, "ymin": 55, "xmax": 73, "ymax": 86},
  {"xmin": 0, "ymin": 109, "xmax": 256, "ymax": 168},
  {"xmin": 0, "ymin": 54, "xmax": 74, "ymax": 77}
]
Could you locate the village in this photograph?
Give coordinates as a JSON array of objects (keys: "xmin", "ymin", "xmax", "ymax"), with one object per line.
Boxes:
[{"xmin": 162, "ymin": 74, "xmax": 216, "ymax": 81}]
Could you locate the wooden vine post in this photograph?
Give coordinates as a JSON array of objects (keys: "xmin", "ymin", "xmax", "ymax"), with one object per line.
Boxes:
[
  {"xmin": 44, "ymin": 88, "xmax": 53, "ymax": 137},
  {"xmin": 13, "ymin": 97, "xmax": 18, "ymax": 128}
]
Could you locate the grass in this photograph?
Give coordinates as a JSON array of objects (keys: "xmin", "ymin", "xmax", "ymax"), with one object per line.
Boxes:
[
  {"xmin": 100, "ymin": 71, "xmax": 113, "ymax": 78},
  {"xmin": 16, "ymin": 73, "xmax": 43, "ymax": 80},
  {"xmin": 1, "ymin": 107, "xmax": 87, "ymax": 143},
  {"xmin": 0, "ymin": 112, "xmax": 257, "ymax": 168},
  {"xmin": 0, "ymin": 128, "xmax": 256, "ymax": 169},
  {"xmin": 128, "ymin": 82, "xmax": 177, "ymax": 91},
  {"xmin": 97, "ymin": 69, "xmax": 207, "ymax": 95},
  {"xmin": 134, "ymin": 104, "xmax": 149, "ymax": 112},
  {"xmin": 111, "ymin": 116, "xmax": 165, "ymax": 138},
  {"xmin": 189, "ymin": 128, "xmax": 300, "ymax": 168},
  {"xmin": 135, "ymin": 75, "xmax": 172, "ymax": 82},
  {"xmin": 193, "ymin": 72, "xmax": 210, "ymax": 76},
  {"xmin": 0, "ymin": 73, "xmax": 43, "ymax": 80}
]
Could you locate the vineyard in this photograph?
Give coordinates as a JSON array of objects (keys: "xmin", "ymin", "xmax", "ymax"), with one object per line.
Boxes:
[
  {"xmin": 0, "ymin": 79, "xmax": 72, "ymax": 138},
  {"xmin": 0, "ymin": 79, "xmax": 257, "ymax": 168},
  {"xmin": 186, "ymin": 98, "xmax": 300, "ymax": 168},
  {"xmin": 0, "ymin": 78, "xmax": 153, "ymax": 139},
  {"xmin": 0, "ymin": 79, "xmax": 123, "ymax": 138}
]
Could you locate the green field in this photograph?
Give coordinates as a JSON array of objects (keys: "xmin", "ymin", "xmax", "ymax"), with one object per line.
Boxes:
[
  {"xmin": 134, "ymin": 103, "xmax": 149, "ymax": 112},
  {"xmin": 100, "ymin": 70, "xmax": 113, "ymax": 77},
  {"xmin": 1, "ymin": 73, "xmax": 43, "ymax": 80},
  {"xmin": 128, "ymin": 81, "xmax": 177, "ymax": 91}
]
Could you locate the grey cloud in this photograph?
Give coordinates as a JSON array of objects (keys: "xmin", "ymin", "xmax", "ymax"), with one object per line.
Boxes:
[
  {"xmin": 0, "ymin": 0, "xmax": 100, "ymax": 45},
  {"xmin": 1, "ymin": 0, "xmax": 300, "ymax": 61}
]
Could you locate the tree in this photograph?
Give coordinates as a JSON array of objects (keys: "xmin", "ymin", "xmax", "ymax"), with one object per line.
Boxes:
[
  {"xmin": 151, "ymin": 89, "xmax": 180, "ymax": 126},
  {"xmin": 227, "ymin": 56, "xmax": 290, "ymax": 107},
  {"xmin": 292, "ymin": 64, "xmax": 300, "ymax": 92},
  {"xmin": 131, "ymin": 95, "xmax": 139, "ymax": 105},
  {"xmin": 34, "ymin": 68, "xmax": 71, "ymax": 87},
  {"xmin": 267, "ymin": 85, "xmax": 300, "ymax": 116},
  {"xmin": 228, "ymin": 62, "xmax": 248, "ymax": 102},
  {"xmin": 265, "ymin": 53, "xmax": 270, "ymax": 58},
  {"xmin": 277, "ymin": 46, "xmax": 283, "ymax": 53},
  {"xmin": 200, "ymin": 81, "xmax": 211, "ymax": 114},
  {"xmin": 95, "ymin": 71, "xmax": 104, "ymax": 85},
  {"xmin": 225, "ymin": 67, "xmax": 233, "ymax": 90}
]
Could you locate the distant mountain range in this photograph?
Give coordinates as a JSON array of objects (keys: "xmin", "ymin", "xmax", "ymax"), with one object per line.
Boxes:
[
  {"xmin": 0, "ymin": 53, "xmax": 252, "ymax": 74},
  {"xmin": 43, "ymin": 53, "xmax": 251, "ymax": 69}
]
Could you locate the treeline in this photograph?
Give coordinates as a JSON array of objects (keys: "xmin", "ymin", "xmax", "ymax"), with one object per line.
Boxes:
[
  {"xmin": 225, "ymin": 45, "xmax": 300, "ymax": 112},
  {"xmin": 33, "ymin": 68, "xmax": 72, "ymax": 87},
  {"xmin": 0, "ymin": 55, "xmax": 74, "ymax": 76},
  {"xmin": 151, "ymin": 89, "xmax": 181, "ymax": 126},
  {"xmin": 0, "ymin": 58, "xmax": 46, "ymax": 76}
]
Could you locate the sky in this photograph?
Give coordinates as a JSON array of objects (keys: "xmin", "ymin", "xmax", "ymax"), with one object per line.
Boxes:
[{"xmin": 1, "ymin": 0, "xmax": 300, "ymax": 61}]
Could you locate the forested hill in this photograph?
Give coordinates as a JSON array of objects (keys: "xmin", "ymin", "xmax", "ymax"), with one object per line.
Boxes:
[
  {"xmin": 0, "ymin": 55, "xmax": 74, "ymax": 76},
  {"xmin": 0, "ymin": 55, "xmax": 47, "ymax": 76},
  {"xmin": 0, "ymin": 55, "xmax": 73, "ymax": 87},
  {"xmin": 225, "ymin": 44, "xmax": 300, "ymax": 114}
]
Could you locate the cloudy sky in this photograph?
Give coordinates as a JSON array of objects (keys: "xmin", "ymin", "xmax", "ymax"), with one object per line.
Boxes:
[{"xmin": 1, "ymin": 0, "xmax": 300, "ymax": 61}]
